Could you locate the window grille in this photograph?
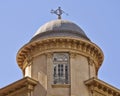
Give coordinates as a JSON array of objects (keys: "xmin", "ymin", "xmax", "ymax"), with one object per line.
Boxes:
[{"xmin": 53, "ymin": 53, "xmax": 69, "ymax": 84}]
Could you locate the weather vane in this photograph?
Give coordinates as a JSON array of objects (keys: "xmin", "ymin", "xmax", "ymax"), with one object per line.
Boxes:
[{"xmin": 51, "ymin": 7, "xmax": 68, "ymax": 19}]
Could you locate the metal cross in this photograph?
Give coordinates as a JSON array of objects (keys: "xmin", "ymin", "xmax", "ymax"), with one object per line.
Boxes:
[{"xmin": 51, "ymin": 7, "xmax": 67, "ymax": 19}]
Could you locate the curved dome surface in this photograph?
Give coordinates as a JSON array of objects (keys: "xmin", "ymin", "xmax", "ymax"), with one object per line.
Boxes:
[{"xmin": 30, "ymin": 19, "xmax": 90, "ymax": 42}]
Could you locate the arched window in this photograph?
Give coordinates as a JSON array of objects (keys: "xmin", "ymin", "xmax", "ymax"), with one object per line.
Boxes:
[{"xmin": 53, "ymin": 53, "xmax": 69, "ymax": 84}]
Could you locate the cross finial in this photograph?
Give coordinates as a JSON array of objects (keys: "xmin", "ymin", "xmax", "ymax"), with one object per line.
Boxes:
[{"xmin": 51, "ymin": 7, "xmax": 67, "ymax": 19}]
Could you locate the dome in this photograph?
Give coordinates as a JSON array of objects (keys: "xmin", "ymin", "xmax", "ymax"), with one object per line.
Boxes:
[{"xmin": 30, "ymin": 19, "xmax": 90, "ymax": 42}]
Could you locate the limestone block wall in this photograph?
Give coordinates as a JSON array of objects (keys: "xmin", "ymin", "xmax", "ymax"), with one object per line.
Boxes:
[
  {"xmin": 25, "ymin": 52, "xmax": 96, "ymax": 96},
  {"xmin": 31, "ymin": 54, "xmax": 47, "ymax": 96},
  {"xmin": 70, "ymin": 54, "xmax": 89, "ymax": 96},
  {"xmin": 32, "ymin": 54, "xmax": 47, "ymax": 86}
]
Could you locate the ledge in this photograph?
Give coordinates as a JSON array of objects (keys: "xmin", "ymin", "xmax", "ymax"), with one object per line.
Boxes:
[
  {"xmin": 17, "ymin": 37, "xmax": 104, "ymax": 75},
  {"xmin": 84, "ymin": 77, "xmax": 120, "ymax": 95},
  {"xmin": 0, "ymin": 77, "xmax": 38, "ymax": 96},
  {"xmin": 52, "ymin": 84, "xmax": 70, "ymax": 88}
]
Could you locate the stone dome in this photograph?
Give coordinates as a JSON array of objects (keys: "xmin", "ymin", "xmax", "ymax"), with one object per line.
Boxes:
[{"xmin": 30, "ymin": 19, "xmax": 90, "ymax": 42}]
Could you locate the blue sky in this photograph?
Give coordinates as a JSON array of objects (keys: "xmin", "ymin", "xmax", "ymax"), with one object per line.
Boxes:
[{"xmin": 0, "ymin": 0, "xmax": 120, "ymax": 89}]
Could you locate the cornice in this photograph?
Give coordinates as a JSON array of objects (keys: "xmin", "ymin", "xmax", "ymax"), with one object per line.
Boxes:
[
  {"xmin": 0, "ymin": 77, "xmax": 38, "ymax": 96},
  {"xmin": 84, "ymin": 77, "xmax": 120, "ymax": 96},
  {"xmin": 16, "ymin": 37, "xmax": 104, "ymax": 74}
]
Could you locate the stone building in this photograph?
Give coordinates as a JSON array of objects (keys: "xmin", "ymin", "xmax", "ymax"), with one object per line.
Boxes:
[{"xmin": 0, "ymin": 10, "xmax": 120, "ymax": 96}]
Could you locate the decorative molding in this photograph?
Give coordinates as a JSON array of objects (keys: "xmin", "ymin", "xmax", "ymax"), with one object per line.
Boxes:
[
  {"xmin": 51, "ymin": 84, "xmax": 70, "ymax": 88},
  {"xmin": 22, "ymin": 55, "xmax": 33, "ymax": 71},
  {"xmin": 46, "ymin": 52, "xmax": 53, "ymax": 58},
  {"xmin": 84, "ymin": 77, "xmax": 120, "ymax": 96},
  {"xmin": 17, "ymin": 37, "xmax": 104, "ymax": 75},
  {"xmin": 88, "ymin": 57, "xmax": 94, "ymax": 66},
  {"xmin": 0, "ymin": 77, "xmax": 38, "ymax": 96},
  {"xmin": 27, "ymin": 55, "xmax": 33, "ymax": 63},
  {"xmin": 70, "ymin": 53, "xmax": 77, "ymax": 58}
]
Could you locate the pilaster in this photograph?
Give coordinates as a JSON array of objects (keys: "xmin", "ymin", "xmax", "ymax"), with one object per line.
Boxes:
[
  {"xmin": 70, "ymin": 53, "xmax": 76, "ymax": 96},
  {"xmin": 46, "ymin": 52, "xmax": 53, "ymax": 96}
]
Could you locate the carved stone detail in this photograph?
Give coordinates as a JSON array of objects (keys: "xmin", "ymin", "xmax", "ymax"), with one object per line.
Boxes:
[
  {"xmin": 70, "ymin": 53, "xmax": 76, "ymax": 58},
  {"xmin": 85, "ymin": 78, "xmax": 120, "ymax": 96},
  {"xmin": 46, "ymin": 52, "xmax": 53, "ymax": 58},
  {"xmin": 17, "ymin": 37, "xmax": 104, "ymax": 75},
  {"xmin": 88, "ymin": 57, "xmax": 94, "ymax": 66}
]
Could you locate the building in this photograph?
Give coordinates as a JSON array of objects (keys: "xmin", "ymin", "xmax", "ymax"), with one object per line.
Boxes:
[{"xmin": 0, "ymin": 8, "xmax": 120, "ymax": 96}]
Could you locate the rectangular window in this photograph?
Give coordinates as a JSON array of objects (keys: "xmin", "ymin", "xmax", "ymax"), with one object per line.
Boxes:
[{"xmin": 53, "ymin": 53, "xmax": 69, "ymax": 84}]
